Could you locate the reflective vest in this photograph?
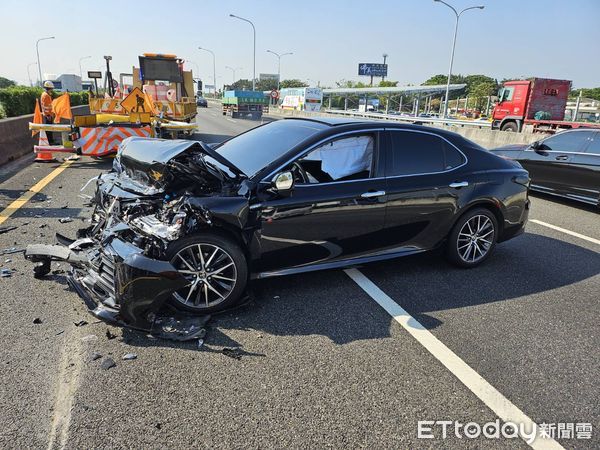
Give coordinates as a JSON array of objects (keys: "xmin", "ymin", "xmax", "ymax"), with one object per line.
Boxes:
[{"xmin": 41, "ymin": 91, "xmax": 53, "ymax": 116}]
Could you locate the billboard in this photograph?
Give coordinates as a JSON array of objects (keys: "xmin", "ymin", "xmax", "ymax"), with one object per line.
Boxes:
[
  {"xmin": 260, "ymin": 73, "xmax": 279, "ymax": 82},
  {"xmin": 358, "ymin": 63, "xmax": 388, "ymax": 77}
]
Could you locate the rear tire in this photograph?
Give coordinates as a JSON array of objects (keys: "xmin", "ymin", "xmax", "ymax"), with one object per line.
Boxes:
[
  {"xmin": 165, "ymin": 232, "xmax": 248, "ymax": 314},
  {"xmin": 445, "ymin": 208, "xmax": 498, "ymax": 268}
]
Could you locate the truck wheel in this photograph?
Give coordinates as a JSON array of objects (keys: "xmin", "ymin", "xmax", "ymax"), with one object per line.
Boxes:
[{"xmin": 501, "ymin": 122, "xmax": 519, "ymax": 132}]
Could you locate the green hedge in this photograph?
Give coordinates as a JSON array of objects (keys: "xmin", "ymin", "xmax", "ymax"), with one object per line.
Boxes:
[{"xmin": 0, "ymin": 87, "xmax": 89, "ymax": 118}]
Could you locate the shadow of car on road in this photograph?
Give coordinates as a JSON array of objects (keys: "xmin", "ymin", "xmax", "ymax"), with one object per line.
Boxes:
[{"xmin": 120, "ymin": 231, "xmax": 599, "ymax": 353}]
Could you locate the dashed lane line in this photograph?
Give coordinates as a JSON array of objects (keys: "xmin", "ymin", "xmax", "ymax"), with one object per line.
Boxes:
[
  {"xmin": 530, "ymin": 219, "xmax": 600, "ymax": 247},
  {"xmin": 344, "ymin": 268, "xmax": 564, "ymax": 450},
  {"xmin": 0, "ymin": 160, "xmax": 74, "ymax": 226}
]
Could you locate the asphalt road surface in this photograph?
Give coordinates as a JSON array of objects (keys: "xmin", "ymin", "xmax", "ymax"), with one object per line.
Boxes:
[{"xmin": 0, "ymin": 107, "xmax": 598, "ymax": 449}]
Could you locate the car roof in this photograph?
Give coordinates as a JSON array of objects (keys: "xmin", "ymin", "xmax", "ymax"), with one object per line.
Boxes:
[{"xmin": 281, "ymin": 117, "xmax": 463, "ymax": 140}]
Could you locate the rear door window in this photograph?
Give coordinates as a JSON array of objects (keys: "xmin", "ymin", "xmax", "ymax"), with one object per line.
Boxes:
[{"xmin": 387, "ymin": 131, "xmax": 465, "ymax": 176}]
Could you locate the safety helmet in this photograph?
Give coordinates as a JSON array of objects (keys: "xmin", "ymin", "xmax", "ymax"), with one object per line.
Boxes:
[{"xmin": 43, "ymin": 81, "xmax": 55, "ymax": 89}]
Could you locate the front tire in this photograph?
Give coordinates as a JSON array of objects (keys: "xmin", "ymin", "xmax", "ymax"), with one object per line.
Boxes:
[
  {"xmin": 446, "ymin": 208, "xmax": 498, "ymax": 268},
  {"xmin": 165, "ymin": 232, "xmax": 248, "ymax": 314},
  {"xmin": 501, "ymin": 121, "xmax": 519, "ymax": 132}
]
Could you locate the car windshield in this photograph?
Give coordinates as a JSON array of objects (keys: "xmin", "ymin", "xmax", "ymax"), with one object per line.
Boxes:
[{"xmin": 215, "ymin": 120, "xmax": 327, "ymax": 177}]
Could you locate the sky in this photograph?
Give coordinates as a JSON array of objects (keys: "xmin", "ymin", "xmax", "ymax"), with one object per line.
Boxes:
[{"xmin": 1, "ymin": 0, "xmax": 599, "ymax": 89}]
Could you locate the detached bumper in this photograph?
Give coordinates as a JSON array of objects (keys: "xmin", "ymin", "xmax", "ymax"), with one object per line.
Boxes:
[{"xmin": 26, "ymin": 238, "xmax": 208, "ymax": 340}]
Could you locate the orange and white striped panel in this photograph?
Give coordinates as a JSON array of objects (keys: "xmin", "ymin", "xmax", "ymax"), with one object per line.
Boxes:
[{"xmin": 76, "ymin": 126, "xmax": 152, "ymax": 156}]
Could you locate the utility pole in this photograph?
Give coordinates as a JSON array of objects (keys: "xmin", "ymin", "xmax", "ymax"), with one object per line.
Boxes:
[
  {"xmin": 230, "ymin": 14, "xmax": 256, "ymax": 90},
  {"xmin": 434, "ymin": 0, "xmax": 484, "ymax": 117},
  {"xmin": 35, "ymin": 36, "xmax": 55, "ymax": 86},
  {"xmin": 382, "ymin": 53, "xmax": 388, "ymax": 82}
]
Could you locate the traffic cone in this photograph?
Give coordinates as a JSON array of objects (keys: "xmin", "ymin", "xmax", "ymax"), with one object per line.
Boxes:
[{"xmin": 34, "ymin": 130, "xmax": 56, "ymax": 162}]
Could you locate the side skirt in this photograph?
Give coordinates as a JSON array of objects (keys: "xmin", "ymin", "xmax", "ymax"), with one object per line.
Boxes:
[{"xmin": 251, "ymin": 247, "xmax": 429, "ymax": 280}]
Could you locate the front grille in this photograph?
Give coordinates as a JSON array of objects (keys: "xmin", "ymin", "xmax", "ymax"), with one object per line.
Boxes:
[{"xmin": 92, "ymin": 252, "xmax": 116, "ymax": 299}]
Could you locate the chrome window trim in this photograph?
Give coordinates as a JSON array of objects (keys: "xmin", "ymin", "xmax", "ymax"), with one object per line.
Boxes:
[
  {"xmin": 261, "ymin": 127, "xmax": 468, "ymax": 186},
  {"xmin": 523, "ymin": 149, "xmax": 592, "ymax": 156}
]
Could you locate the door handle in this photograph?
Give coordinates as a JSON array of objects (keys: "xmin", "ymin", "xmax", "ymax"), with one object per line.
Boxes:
[
  {"xmin": 360, "ymin": 190, "xmax": 386, "ymax": 198},
  {"xmin": 449, "ymin": 181, "xmax": 469, "ymax": 188},
  {"xmin": 555, "ymin": 155, "xmax": 569, "ymax": 161}
]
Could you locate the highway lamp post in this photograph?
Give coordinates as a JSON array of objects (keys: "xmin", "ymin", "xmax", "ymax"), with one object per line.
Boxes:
[
  {"xmin": 198, "ymin": 47, "xmax": 216, "ymax": 98},
  {"xmin": 79, "ymin": 55, "xmax": 91, "ymax": 80},
  {"xmin": 27, "ymin": 62, "xmax": 38, "ymax": 87},
  {"xmin": 225, "ymin": 66, "xmax": 242, "ymax": 85},
  {"xmin": 266, "ymin": 50, "xmax": 293, "ymax": 90},
  {"xmin": 382, "ymin": 53, "xmax": 388, "ymax": 82},
  {"xmin": 229, "ymin": 14, "xmax": 256, "ymax": 91},
  {"xmin": 36, "ymin": 36, "xmax": 55, "ymax": 86},
  {"xmin": 434, "ymin": 0, "xmax": 484, "ymax": 118}
]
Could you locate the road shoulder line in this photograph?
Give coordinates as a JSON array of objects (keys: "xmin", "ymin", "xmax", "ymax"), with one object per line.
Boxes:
[
  {"xmin": 344, "ymin": 268, "xmax": 564, "ymax": 450},
  {"xmin": 0, "ymin": 160, "xmax": 74, "ymax": 226},
  {"xmin": 530, "ymin": 219, "xmax": 600, "ymax": 246}
]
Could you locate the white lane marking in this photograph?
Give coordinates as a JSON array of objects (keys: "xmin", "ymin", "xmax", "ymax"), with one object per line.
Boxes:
[
  {"xmin": 530, "ymin": 219, "xmax": 600, "ymax": 246},
  {"xmin": 344, "ymin": 268, "xmax": 564, "ymax": 450},
  {"xmin": 226, "ymin": 118, "xmax": 237, "ymax": 123},
  {"xmin": 46, "ymin": 331, "xmax": 84, "ymax": 450}
]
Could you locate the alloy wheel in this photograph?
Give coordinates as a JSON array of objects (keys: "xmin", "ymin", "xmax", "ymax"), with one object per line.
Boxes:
[
  {"xmin": 456, "ymin": 215, "xmax": 495, "ymax": 264},
  {"xmin": 170, "ymin": 243, "xmax": 237, "ymax": 310}
]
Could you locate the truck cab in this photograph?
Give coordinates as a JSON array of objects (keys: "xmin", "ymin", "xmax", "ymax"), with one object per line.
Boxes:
[{"xmin": 492, "ymin": 80, "xmax": 531, "ymax": 131}]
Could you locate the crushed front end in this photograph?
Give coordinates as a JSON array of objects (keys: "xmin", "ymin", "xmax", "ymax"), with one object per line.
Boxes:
[{"xmin": 25, "ymin": 137, "xmax": 248, "ymax": 339}]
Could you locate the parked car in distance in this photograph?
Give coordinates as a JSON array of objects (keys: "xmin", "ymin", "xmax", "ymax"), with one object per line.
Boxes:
[
  {"xmin": 490, "ymin": 129, "xmax": 600, "ymax": 206},
  {"xmin": 196, "ymin": 96, "xmax": 208, "ymax": 107},
  {"xmin": 26, "ymin": 118, "xmax": 530, "ymax": 329}
]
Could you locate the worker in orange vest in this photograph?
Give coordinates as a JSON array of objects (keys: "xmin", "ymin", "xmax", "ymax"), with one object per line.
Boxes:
[{"xmin": 40, "ymin": 81, "xmax": 56, "ymax": 144}]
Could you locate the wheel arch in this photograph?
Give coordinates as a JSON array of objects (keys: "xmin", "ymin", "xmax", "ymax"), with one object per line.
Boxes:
[{"xmin": 452, "ymin": 199, "xmax": 506, "ymax": 239}]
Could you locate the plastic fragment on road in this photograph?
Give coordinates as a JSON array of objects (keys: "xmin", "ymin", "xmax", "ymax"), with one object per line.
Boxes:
[
  {"xmin": 221, "ymin": 348, "xmax": 243, "ymax": 360},
  {"xmin": 1, "ymin": 268, "xmax": 12, "ymax": 277},
  {"xmin": 33, "ymin": 318, "xmax": 42, "ymax": 324},
  {"xmin": 59, "ymin": 217, "xmax": 73, "ymax": 223},
  {"xmin": 122, "ymin": 353, "xmax": 137, "ymax": 361},
  {"xmin": 100, "ymin": 358, "xmax": 116, "ymax": 370}
]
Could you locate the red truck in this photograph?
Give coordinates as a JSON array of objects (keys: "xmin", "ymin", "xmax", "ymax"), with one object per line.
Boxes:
[{"xmin": 491, "ymin": 78, "xmax": 600, "ymax": 133}]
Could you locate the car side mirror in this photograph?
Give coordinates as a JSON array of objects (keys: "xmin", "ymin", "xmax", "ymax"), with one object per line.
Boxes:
[
  {"xmin": 530, "ymin": 140, "xmax": 540, "ymax": 150},
  {"xmin": 271, "ymin": 171, "xmax": 294, "ymax": 196}
]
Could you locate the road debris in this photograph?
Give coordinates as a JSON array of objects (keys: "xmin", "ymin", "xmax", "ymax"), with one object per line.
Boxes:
[
  {"xmin": 1, "ymin": 247, "xmax": 24, "ymax": 255},
  {"xmin": 1, "ymin": 268, "xmax": 12, "ymax": 277},
  {"xmin": 196, "ymin": 329, "xmax": 207, "ymax": 349},
  {"xmin": 73, "ymin": 320, "xmax": 88, "ymax": 327},
  {"xmin": 122, "ymin": 353, "xmax": 137, "ymax": 361},
  {"xmin": 90, "ymin": 352, "xmax": 102, "ymax": 361},
  {"xmin": 33, "ymin": 318, "xmax": 42, "ymax": 324},
  {"xmin": 58, "ymin": 217, "xmax": 73, "ymax": 223},
  {"xmin": 105, "ymin": 329, "xmax": 117, "ymax": 340},
  {"xmin": 0, "ymin": 226, "xmax": 17, "ymax": 234},
  {"xmin": 100, "ymin": 358, "xmax": 116, "ymax": 370},
  {"xmin": 221, "ymin": 348, "xmax": 243, "ymax": 360}
]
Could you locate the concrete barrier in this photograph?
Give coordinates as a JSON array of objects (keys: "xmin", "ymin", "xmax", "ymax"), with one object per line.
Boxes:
[
  {"xmin": 264, "ymin": 107, "xmax": 540, "ymax": 149},
  {"xmin": 0, "ymin": 105, "xmax": 89, "ymax": 167}
]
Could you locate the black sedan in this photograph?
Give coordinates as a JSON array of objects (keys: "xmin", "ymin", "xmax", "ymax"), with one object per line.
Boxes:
[
  {"xmin": 196, "ymin": 96, "xmax": 208, "ymax": 107},
  {"xmin": 491, "ymin": 129, "xmax": 600, "ymax": 206},
  {"xmin": 26, "ymin": 119, "xmax": 530, "ymax": 333}
]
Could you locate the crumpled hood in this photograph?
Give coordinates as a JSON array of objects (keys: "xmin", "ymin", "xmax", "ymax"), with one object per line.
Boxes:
[
  {"xmin": 114, "ymin": 137, "xmax": 204, "ymax": 189},
  {"xmin": 111, "ymin": 137, "xmax": 243, "ymax": 195}
]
